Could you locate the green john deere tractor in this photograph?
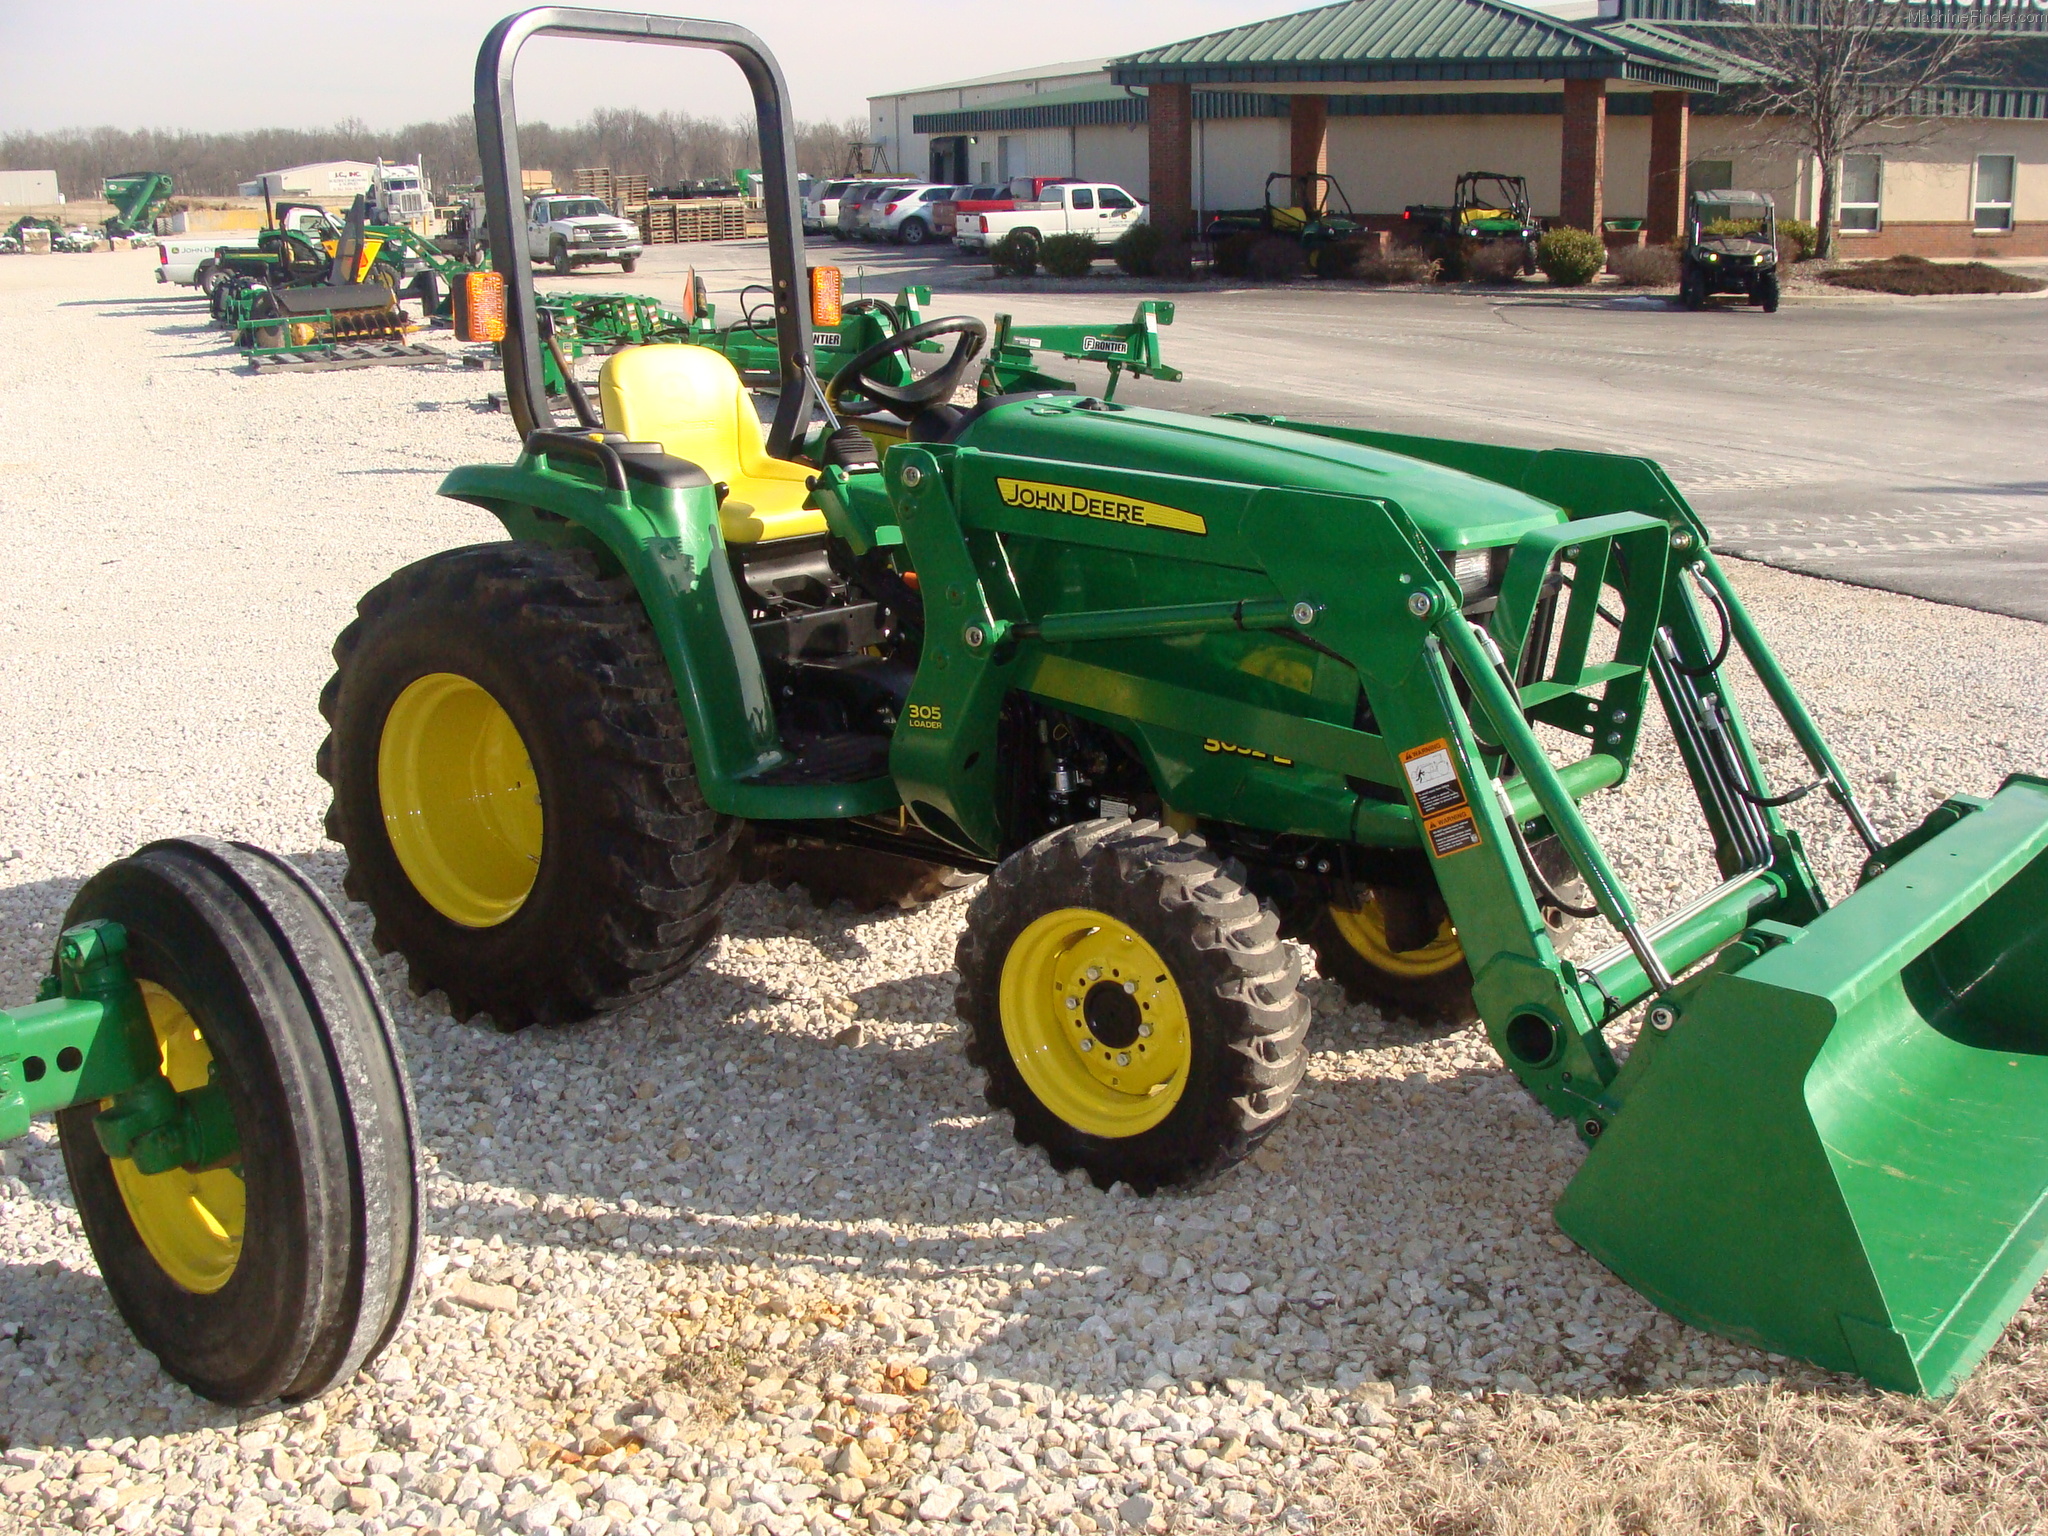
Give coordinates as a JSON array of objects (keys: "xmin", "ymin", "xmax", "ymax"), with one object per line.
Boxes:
[{"xmin": 317, "ymin": 8, "xmax": 2048, "ymax": 1397}]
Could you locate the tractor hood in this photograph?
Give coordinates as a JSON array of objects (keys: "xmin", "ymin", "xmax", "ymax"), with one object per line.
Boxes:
[{"xmin": 956, "ymin": 398, "xmax": 1564, "ymax": 550}]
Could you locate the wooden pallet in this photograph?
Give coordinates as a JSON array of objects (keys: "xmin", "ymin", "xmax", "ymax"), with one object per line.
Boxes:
[{"xmin": 636, "ymin": 199, "xmax": 750, "ymax": 244}]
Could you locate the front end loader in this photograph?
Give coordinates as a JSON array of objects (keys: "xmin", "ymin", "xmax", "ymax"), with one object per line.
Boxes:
[{"xmin": 316, "ymin": 6, "xmax": 2048, "ymax": 1398}]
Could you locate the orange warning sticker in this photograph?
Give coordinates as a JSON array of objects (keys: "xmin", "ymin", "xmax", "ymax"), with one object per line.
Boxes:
[
  {"xmin": 1400, "ymin": 738, "xmax": 1469, "ymax": 818},
  {"xmin": 1423, "ymin": 807, "xmax": 1483, "ymax": 857}
]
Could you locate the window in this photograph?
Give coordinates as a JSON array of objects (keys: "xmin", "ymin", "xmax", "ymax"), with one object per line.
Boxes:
[
  {"xmin": 1100, "ymin": 187, "xmax": 1135, "ymax": 210},
  {"xmin": 1975, "ymin": 155, "xmax": 2015, "ymax": 232},
  {"xmin": 1839, "ymin": 155, "xmax": 1882, "ymax": 233},
  {"xmin": 1070, "ymin": 187, "xmax": 1095, "ymax": 209},
  {"xmin": 1687, "ymin": 160, "xmax": 1733, "ymax": 198}
]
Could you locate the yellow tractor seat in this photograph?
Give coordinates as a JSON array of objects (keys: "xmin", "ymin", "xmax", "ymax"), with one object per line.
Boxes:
[
  {"xmin": 1270, "ymin": 206, "xmax": 1308, "ymax": 233},
  {"xmin": 596, "ymin": 344, "xmax": 825, "ymax": 543}
]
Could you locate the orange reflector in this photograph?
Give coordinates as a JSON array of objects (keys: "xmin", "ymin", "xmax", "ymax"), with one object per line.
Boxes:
[
  {"xmin": 810, "ymin": 265, "xmax": 842, "ymax": 329},
  {"xmin": 456, "ymin": 270, "xmax": 507, "ymax": 343}
]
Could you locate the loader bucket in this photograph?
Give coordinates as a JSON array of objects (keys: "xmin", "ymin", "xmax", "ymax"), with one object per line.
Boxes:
[{"xmin": 1555, "ymin": 775, "xmax": 2048, "ymax": 1395}]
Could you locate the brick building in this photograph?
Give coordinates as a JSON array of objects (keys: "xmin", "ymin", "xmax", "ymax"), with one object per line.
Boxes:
[{"xmin": 872, "ymin": 0, "xmax": 2048, "ymax": 256}]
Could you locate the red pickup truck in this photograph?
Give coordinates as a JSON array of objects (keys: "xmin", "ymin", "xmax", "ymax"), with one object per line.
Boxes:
[{"xmin": 937, "ymin": 178, "xmax": 1079, "ymax": 241}]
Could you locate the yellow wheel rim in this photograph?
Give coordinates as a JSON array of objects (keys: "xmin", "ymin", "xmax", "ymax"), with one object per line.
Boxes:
[
  {"xmin": 378, "ymin": 672, "xmax": 543, "ymax": 928},
  {"xmin": 998, "ymin": 908, "xmax": 1191, "ymax": 1139},
  {"xmin": 109, "ymin": 983, "xmax": 244, "ymax": 1294},
  {"xmin": 1328, "ymin": 896, "xmax": 1465, "ymax": 979}
]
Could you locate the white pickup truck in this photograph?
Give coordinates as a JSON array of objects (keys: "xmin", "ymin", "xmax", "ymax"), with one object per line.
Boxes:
[
  {"xmin": 154, "ymin": 206, "xmax": 339, "ymax": 288},
  {"xmin": 955, "ymin": 182, "xmax": 1146, "ymax": 254},
  {"xmin": 526, "ymin": 194, "xmax": 642, "ymax": 275}
]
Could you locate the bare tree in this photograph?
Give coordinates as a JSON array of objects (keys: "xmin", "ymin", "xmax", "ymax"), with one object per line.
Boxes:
[
  {"xmin": 1729, "ymin": 0, "xmax": 2004, "ymax": 258},
  {"xmin": 1, "ymin": 111, "xmax": 867, "ymax": 201}
]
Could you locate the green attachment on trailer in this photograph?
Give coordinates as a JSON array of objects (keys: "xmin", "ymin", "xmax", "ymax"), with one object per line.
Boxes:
[
  {"xmin": 985, "ymin": 302, "xmax": 1181, "ymax": 400},
  {"xmin": 0, "ymin": 920, "xmax": 240, "ymax": 1175},
  {"xmin": 1557, "ymin": 775, "xmax": 2048, "ymax": 1396}
]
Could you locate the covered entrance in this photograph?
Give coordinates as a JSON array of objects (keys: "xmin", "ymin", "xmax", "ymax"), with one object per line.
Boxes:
[{"xmin": 1109, "ymin": 0, "xmax": 1723, "ymax": 244}]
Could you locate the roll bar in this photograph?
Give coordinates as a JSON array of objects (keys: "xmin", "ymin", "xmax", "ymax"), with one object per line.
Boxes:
[{"xmin": 474, "ymin": 8, "xmax": 814, "ymax": 455}]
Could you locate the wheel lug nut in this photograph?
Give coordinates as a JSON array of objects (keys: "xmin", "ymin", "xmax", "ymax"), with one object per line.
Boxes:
[
  {"xmin": 1116, "ymin": 1052, "xmax": 1130, "ymax": 1066},
  {"xmin": 1065, "ymin": 996, "xmax": 1080, "ymax": 1009},
  {"xmin": 1138, "ymin": 1023, "xmax": 1153, "ymax": 1037},
  {"xmin": 1085, "ymin": 966, "xmax": 1101, "ymax": 981},
  {"xmin": 1122, "ymin": 980, "xmax": 1136, "ymax": 993},
  {"xmin": 1079, "ymin": 1038, "xmax": 1093, "ymax": 1052}
]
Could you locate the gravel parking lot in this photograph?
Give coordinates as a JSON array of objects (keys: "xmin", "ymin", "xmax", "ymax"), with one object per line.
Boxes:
[{"xmin": 4, "ymin": 248, "xmax": 2047, "ymax": 1536}]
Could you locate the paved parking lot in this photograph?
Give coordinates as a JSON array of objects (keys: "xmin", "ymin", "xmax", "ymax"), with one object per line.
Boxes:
[{"xmin": 636, "ymin": 241, "xmax": 2048, "ymax": 623}]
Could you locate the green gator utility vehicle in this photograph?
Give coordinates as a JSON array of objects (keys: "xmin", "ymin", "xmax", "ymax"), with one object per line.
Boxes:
[
  {"xmin": 1682, "ymin": 188, "xmax": 1781, "ymax": 312},
  {"xmin": 1403, "ymin": 172, "xmax": 1541, "ymax": 276},
  {"xmin": 318, "ymin": 8, "xmax": 2048, "ymax": 1399}
]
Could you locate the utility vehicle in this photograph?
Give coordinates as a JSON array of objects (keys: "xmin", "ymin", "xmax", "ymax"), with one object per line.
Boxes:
[{"xmin": 1681, "ymin": 188, "xmax": 1780, "ymax": 312}]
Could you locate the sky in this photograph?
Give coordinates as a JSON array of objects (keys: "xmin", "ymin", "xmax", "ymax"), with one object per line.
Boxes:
[{"xmin": 1, "ymin": 1, "xmax": 1326, "ymax": 134}]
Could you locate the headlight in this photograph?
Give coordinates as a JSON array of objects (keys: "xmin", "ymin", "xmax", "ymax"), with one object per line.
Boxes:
[
  {"xmin": 1702, "ymin": 252, "xmax": 1719, "ymax": 262},
  {"xmin": 1439, "ymin": 546, "xmax": 1509, "ymax": 610}
]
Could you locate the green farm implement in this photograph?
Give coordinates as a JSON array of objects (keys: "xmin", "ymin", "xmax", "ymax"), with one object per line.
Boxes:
[
  {"xmin": 102, "ymin": 171, "xmax": 175, "ymax": 240},
  {"xmin": 528, "ymin": 274, "xmax": 1178, "ymax": 413},
  {"xmin": 306, "ymin": 7, "xmax": 2048, "ymax": 1399},
  {"xmin": 0, "ymin": 840, "xmax": 418, "ymax": 1403},
  {"xmin": 215, "ymin": 200, "xmax": 447, "ymax": 374}
]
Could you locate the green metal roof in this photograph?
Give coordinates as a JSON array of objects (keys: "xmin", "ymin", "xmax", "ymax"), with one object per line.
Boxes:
[{"xmin": 1111, "ymin": 0, "xmax": 1723, "ymax": 91}]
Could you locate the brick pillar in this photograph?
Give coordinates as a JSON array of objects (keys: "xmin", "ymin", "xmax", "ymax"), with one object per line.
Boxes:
[
  {"xmin": 1560, "ymin": 77, "xmax": 1607, "ymax": 233},
  {"xmin": 1289, "ymin": 95, "xmax": 1329, "ymax": 211},
  {"xmin": 1646, "ymin": 91, "xmax": 1689, "ymax": 246},
  {"xmin": 1147, "ymin": 82, "xmax": 1194, "ymax": 243}
]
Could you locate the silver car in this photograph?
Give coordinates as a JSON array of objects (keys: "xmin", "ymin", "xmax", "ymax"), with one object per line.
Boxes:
[
  {"xmin": 834, "ymin": 182, "xmax": 887, "ymax": 241},
  {"xmin": 867, "ymin": 185, "xmax": 964, "ymax": 246}
]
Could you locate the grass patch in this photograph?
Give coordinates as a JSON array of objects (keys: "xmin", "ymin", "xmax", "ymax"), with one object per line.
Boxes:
[
  {"xmin": 1823, "ymin": 255, "xmax": 2045, "ymax": 296},
  {"xmin": 1321, "ymin": 1310, "xmax": 2048, "ymax": 1535}
]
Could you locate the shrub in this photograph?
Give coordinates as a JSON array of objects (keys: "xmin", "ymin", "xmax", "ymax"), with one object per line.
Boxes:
[
  {"xmin": 1212, "ymin": 232, "xmax": 1304, "ymax": 282},
  {"xmin": 1152, "ymin": 239, "xmax": 1193, "ymax": 282},
  {"xmin": 1608, "ymin": 243, "xmax": 1679, "ymax": 287},
  {"xmin": 1537, "ymin": 226, "xmax": 1607, "ymax": 287},
  {"xmin": 1340, "ymin": 246, "xmax": 1439, "ymax": 285},
  {"xmin": 1111, "ymin": 221, "xmax": 1163, "ymax": 276},
  {"xmin": 988, "ymin": 230, "xmax": 1038, "ymax": 277},
  {"xmin": 1823, "ymin": 255, "xmax": 2045, "ymax": 296},
  {"xmin": 1038, "ymin": 233, "xmax": 1098, "ymax": 279},
  {"xmin": 1778, "ymin": 218, "xmax": 1818, "ymax": 261},
  {"xmin": 1462, "ymin": 241, "xmax": 1529, "ymax": 283}
]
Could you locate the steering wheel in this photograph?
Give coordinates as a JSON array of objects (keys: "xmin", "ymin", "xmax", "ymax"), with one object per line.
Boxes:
[{"xmin": 826, "ymin": 315, "xmax": 988, "ymax": 420}]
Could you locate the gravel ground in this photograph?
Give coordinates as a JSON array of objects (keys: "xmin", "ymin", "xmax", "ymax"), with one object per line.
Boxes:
[{"xmin": 4, "ymin": 249, "xmax": 2047, "ymax": 1536}]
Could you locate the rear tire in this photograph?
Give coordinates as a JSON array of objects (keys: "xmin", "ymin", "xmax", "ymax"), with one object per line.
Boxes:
[
  {"xmin": 1680, "ymin": 268, "xmax": 1706, "ymax": 311},
  {"xmin": 318, "ymin": 543, "xmax": 738, "ymax": 1028},
  {"xmin": 958, "ymin": 819, "xmax": 1308, "ymax": 1192},
  {"xmin": 1308, "ymin": 898, "xmax": 1478, "ymax": 1028},
  {"xmin": 56, "ymin": 839, "xmax": 418, "ymax": 1405}
]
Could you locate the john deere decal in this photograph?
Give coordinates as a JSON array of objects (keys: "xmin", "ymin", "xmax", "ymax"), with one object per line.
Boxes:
[{"xmin": 996, "ymin": 478, "xmax": 1207, "ymax": 535}]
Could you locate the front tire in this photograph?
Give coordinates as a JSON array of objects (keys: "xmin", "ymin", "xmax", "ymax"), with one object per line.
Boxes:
[
  {"xmin": 899, "ymin": 218, "xmax": 929, "ymax": 247},
  {"xmin": 318, "ymin": 543, "xmax": 738, "ymax": 1028},
  {"xmin": 1680, "ymin": 267, "xmax": 1706, "ymax": 311},
  {"xmin": 620, "ymin": 255, "xmax": 638, "ymax": 274},
  {"xmin": 56, "ymin": 839, "xmax": 418, "ymax": 1405},
  {"xmin": 958, "ymin": 819, "xmax": 1309, "ymax": 1193},
  {"xmin": 1757, "ymin": 273, "xmax": 1780, "ymax": 313},
  {"xmin": 551, "ymin": 240, "xmax": 573, "ymax": 277}
]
